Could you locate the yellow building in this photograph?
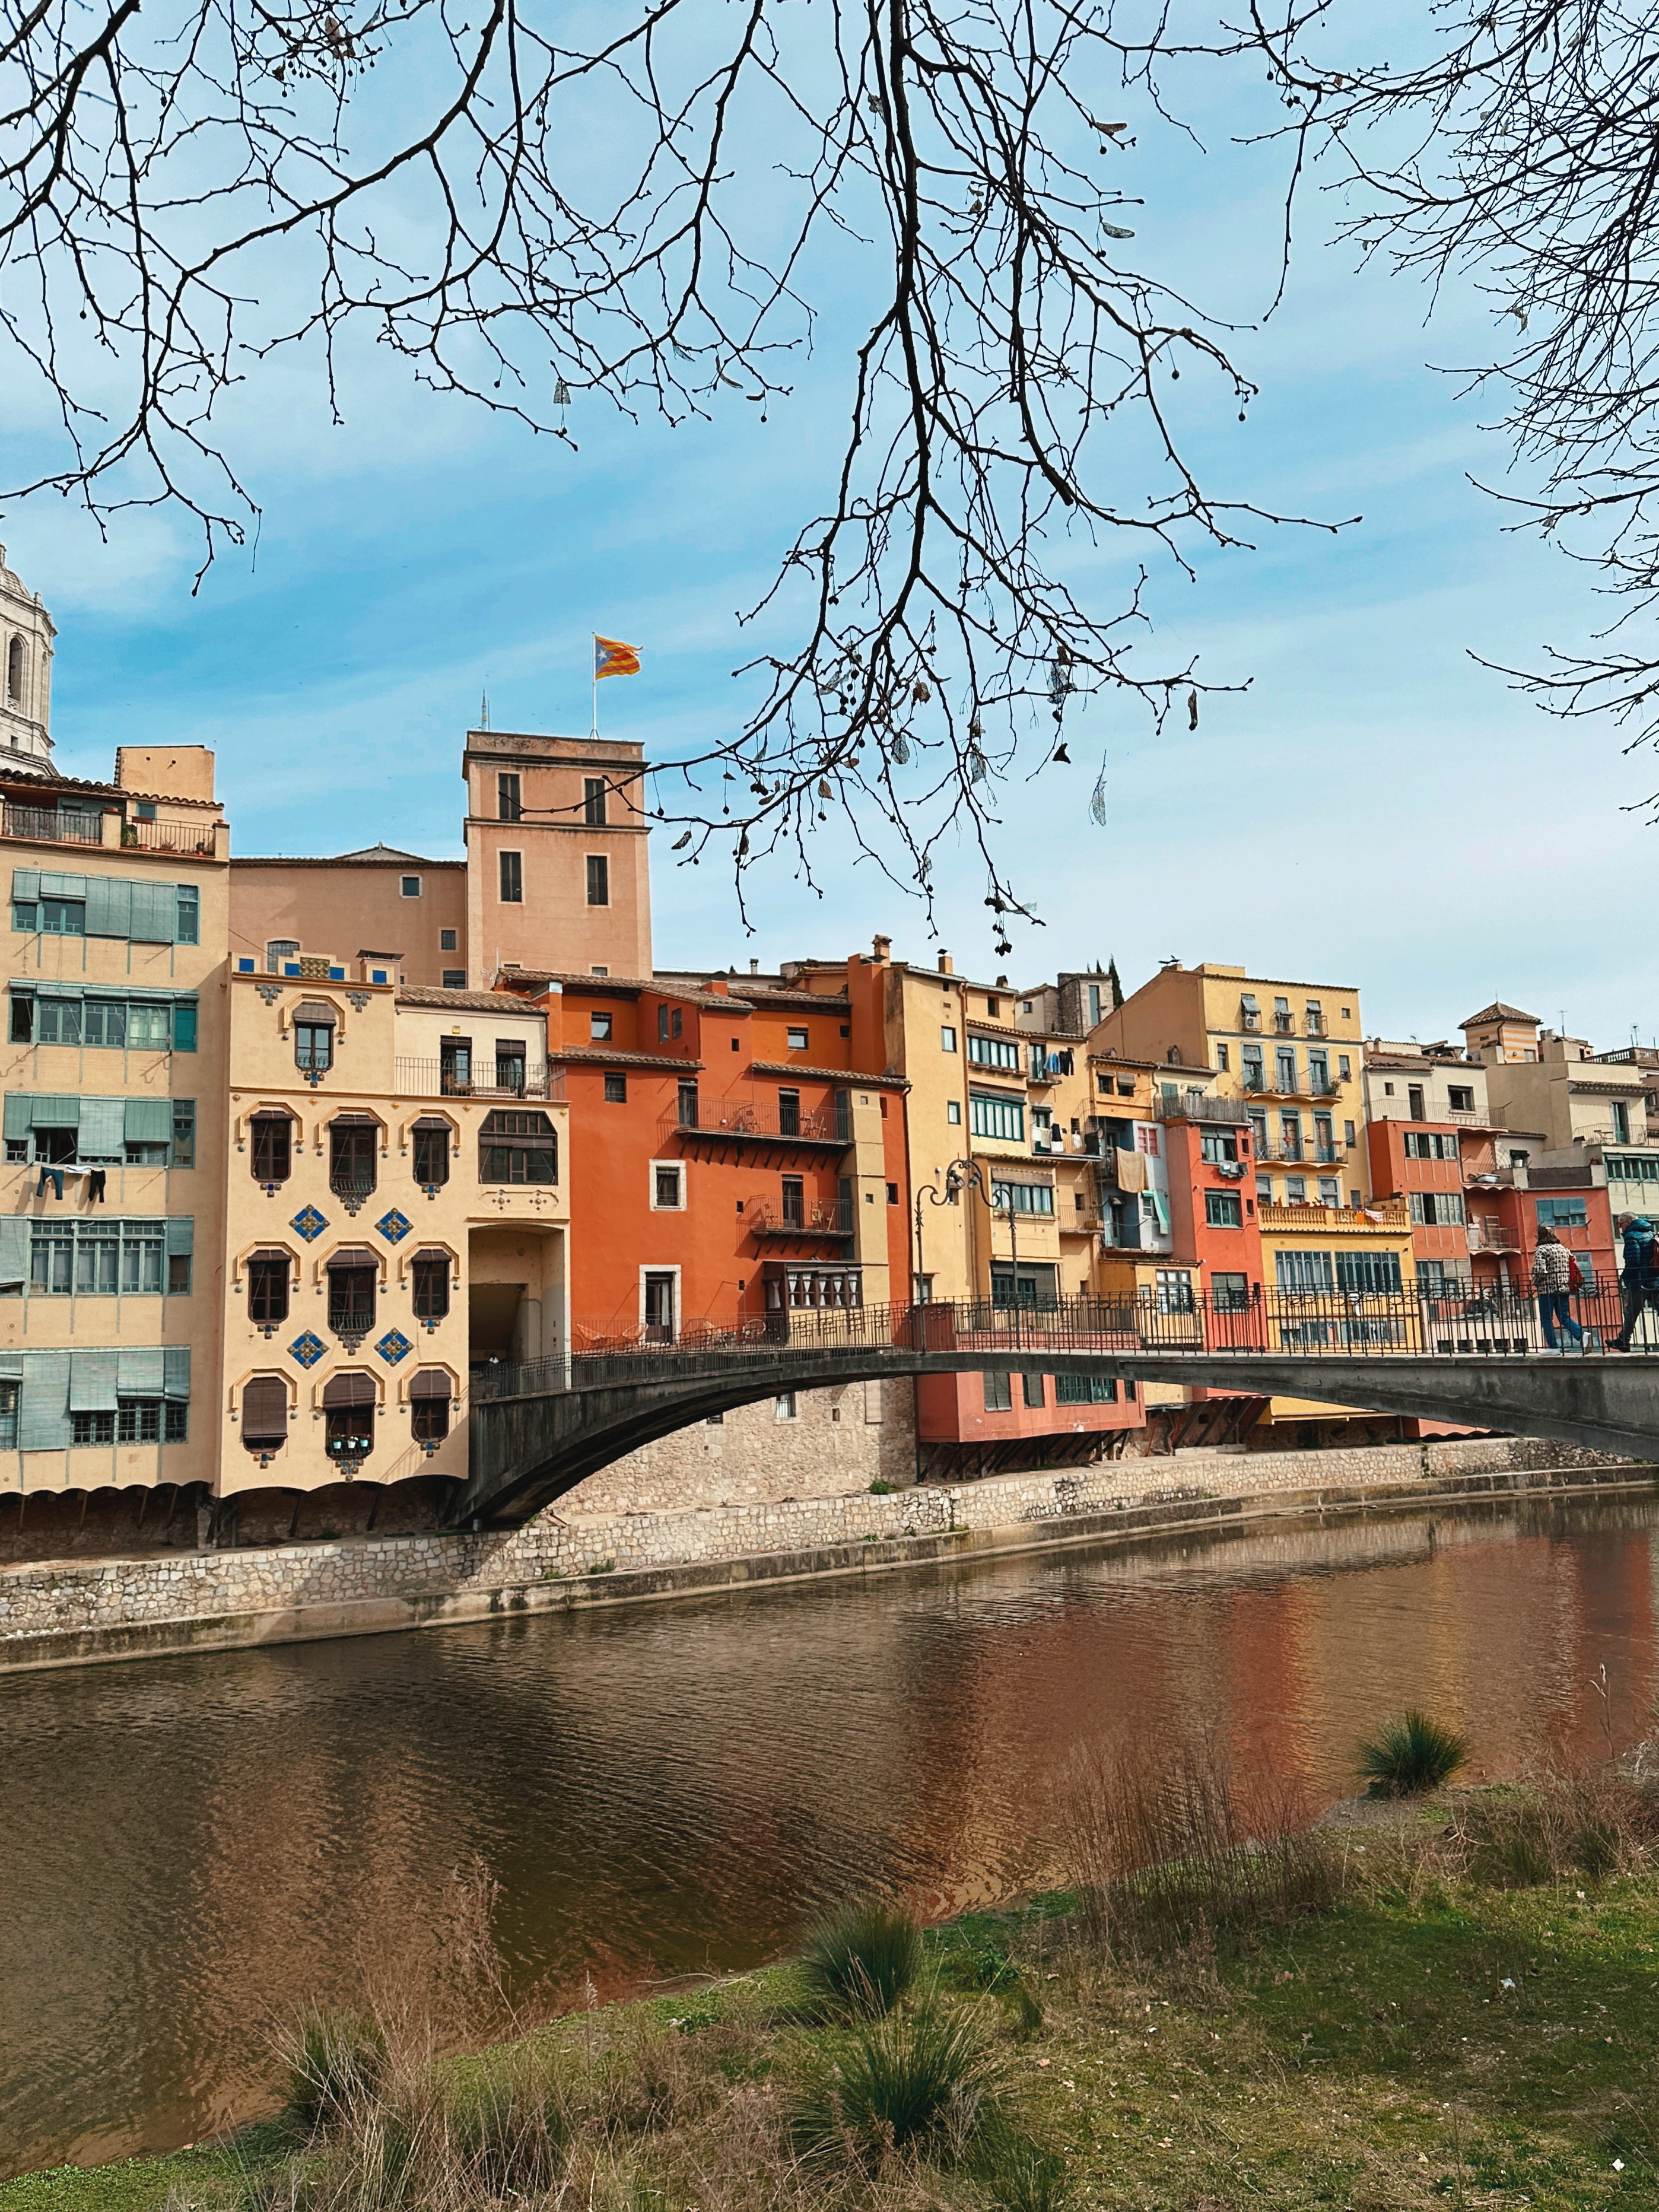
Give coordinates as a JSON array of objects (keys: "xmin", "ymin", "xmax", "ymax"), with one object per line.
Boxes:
[{"xmin": 221, "ymin": 964, "xmax": 566, "ymax": 1516}]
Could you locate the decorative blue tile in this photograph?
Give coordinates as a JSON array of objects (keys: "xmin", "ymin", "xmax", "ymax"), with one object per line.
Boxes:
[
  {"xmin": 375, "ymin": 1329, "xmax": 412, "ymax": 1367},
  {"xmin": 290, "ymin": 1331, "xmax": 326, "ymax": 1369},
  {"xmin": 291, "ymin": 1204, "xmax": 328, "ymax": 1242},
  {"xmin": 376, "ymin": 1207, "xmax": 411, "ymax": 1245}
]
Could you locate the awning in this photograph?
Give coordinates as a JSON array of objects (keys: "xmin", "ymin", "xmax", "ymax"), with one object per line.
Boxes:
[
  {"xmin": 325, "ymin": 1246, "xmax": 378, "ymax": 1270},
  {"xmin": 409, "ymin": 1369, "xmax": 452, "ymax": 1399},
  {"xmin": 322, "ymin": 1371, "xmax": 376, "ymax": 1407}
]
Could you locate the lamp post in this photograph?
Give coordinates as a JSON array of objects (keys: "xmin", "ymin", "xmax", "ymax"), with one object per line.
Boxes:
[{"xmin": 914, "ymin": 1157, "xmax": 989, "ymax": 1325}]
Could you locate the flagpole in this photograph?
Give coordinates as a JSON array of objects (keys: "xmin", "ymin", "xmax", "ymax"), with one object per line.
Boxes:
[{"xmin": 591, "ymin": 641, "xmax": 598, "ymax": 740}]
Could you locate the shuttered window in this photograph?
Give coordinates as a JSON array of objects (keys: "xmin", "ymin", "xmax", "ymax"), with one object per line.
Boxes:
[
  {"xmin": 11, "ymin": 870, "xmax": 200, "ymax": 943},
  {"xmin": 410, "ymin": 1366, "xmax": 451, "ymax": 1444},
  {"xmin": 322, "ymin": 1369, "xmax": 375, "ymax": 1460},
  {"xmin": 251, "ymin": 1113, "xmax": 293, "ymax": 1183},
  {"xmin": 241, "ymin": 1375, "xmax": 288, "ymax": 1450}
]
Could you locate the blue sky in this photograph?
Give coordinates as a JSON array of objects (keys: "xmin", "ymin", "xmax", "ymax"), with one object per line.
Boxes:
[{"xmin": 2, "ymin": 27, "xmax": 1651, "ymax": 1051}]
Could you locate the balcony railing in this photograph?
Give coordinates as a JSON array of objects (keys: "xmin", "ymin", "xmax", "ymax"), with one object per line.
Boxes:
[
  {"xmin": 1258, "ymin": 1199, "xmax": 1408, "ymax": 1232},
  {"xmin": 1466, "ymin": 1221, "xmax": 1521, "ymax": 1254},
  {"xmin": 660, "ymin": 1098, "xmax": 851, "ymax": 1146},
  {"xmin": 2, "ymin": 802, "xmax": 103, "ymax": 846},
  {"xmin": 395, "ymin": 1059, "xmax": 563, "ymax": 1100},
  {"xmin": 1152, "ymin": 1091, "xmax": 1252, "ymax": 1124},
  {"xmin": 745, "ymin": 1199, "xmax": 853, "ymax": 1237},
  {"xmin": 328, "ymin": 1170, "xmax": 378, "ymax": 1215},
  {"xmin": 119, "ymin": 816, "xmax": 220, "ymax": 856}
]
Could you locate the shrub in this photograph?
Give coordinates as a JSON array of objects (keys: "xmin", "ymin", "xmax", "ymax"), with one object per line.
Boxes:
[
  {"xmin": 795, "ymin": 2002, "xmax": 991, "ymax": 2166},
  {"xmin": 1358, "ymin": 1711, "xmax": 1470, "ymax": 1797},
  {"xmin": 1458, "ymin": 1768, "xmax": 1659, "ymax": 1886},
  {"xmin": 282, "ymin": 2008, "xmax": 386, "ymax": 2134},
  {"xmin": 868, "ymin": 1479, "xmax": 897, "ymax": 1495},
  {"xmin": 972, "ymin": 2116, "xmax": 1072, "ymax": 2211},
  {"xmin": 800, "ymin": 1900, "xmax": 923, "ymax": 2018}
]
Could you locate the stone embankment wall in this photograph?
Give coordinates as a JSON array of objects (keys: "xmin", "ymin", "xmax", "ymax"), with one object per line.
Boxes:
[{"xmin": 0, "ymin": 1435, "xmax": 1644, "ymax": 1670}]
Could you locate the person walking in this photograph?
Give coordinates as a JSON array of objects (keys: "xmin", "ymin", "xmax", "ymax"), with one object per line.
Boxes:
[
  {"xmin": 1531, "ymin": 1227, "xmax": 1584, "ymax": 1352},
  {"xmin": 1611, "ymin": 1212, "xmax": 1659, "ymax": 1349}
]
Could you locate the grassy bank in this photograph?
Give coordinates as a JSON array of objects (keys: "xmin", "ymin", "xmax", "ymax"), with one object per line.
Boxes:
[{"xmin": 7, "ymin": 1782, "xmax": 1659, "ymax": 2210}]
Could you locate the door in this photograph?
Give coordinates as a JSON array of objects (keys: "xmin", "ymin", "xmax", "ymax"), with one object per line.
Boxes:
[
  {"xmin": 441, "ymin": 1038, "xmax": 472, "ymax": 1094},
  {"xmin": 643, "ymin": 1271, "xmax": 676, "ymax": 1341}
]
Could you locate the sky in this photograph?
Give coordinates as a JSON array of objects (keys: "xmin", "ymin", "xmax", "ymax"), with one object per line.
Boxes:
[{"xmin": 2, "ymin": 15, "xmax": 1652, "ymax": 1052}]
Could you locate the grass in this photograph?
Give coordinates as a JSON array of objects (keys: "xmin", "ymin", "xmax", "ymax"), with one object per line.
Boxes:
[
  {"xmin": 799, "ymin": 1899, "xmax": 924, "ymax": 2019},
  {"xmin": 1358, "ymin": 1709, "xmax": 1472, "ymax": 1797},
  {"xmin": 8, "ymin": 1771, "xmax": 1659, "ymax": 2211}
]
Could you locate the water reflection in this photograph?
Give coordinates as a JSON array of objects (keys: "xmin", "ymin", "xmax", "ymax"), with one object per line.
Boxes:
[{"xmin": 1, "ymin": 1491, "xmax": 1655, "ymax": 2175}]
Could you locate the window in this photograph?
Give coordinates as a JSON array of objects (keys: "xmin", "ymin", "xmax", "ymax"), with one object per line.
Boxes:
[
  {"xmin": 1318, "ymin": 1177, "xmax": 1340, "ymax": 1206},
  {"xmin": 967, "ymin": 1033, "xmax": 1022, "ymax": 1070},
  {"xmin": 1056, "ymin": 1373, "xmax": 1118, "ymax": 1403},
  {"xmin": 1256, "ymin": 1174, "xmax": 1273, "ymax": 1202},
  {"xmin": 1215, "ymin": 1043, "xmax": 1230, "ymax": 1071},
  {"xmin": 1613, "ymin": 1101, "xmax": 1632, "ymax": 1143},
  {"xmin": 322, "ymin": 1372, "xmax": 375, "ymax": 1461},
  {"xmin": 982, "ymin": 1371, "xmax": 1013, "ymax": 1412},
  {"xmin": 266, "ymin": 939, "xmax": 298, "ymax": 972},
  {"xmin": 586, "ymin": 855, "xmax": 609, "ymax": 907},
  {"xmin": 678, "ymin": 1079, "xmax": 700, "ymax": 1129},
  {"xmin": 170, "ymin": 1099, "xmax": 195, "ymax": 1170},
  {"xmin": 1306, "ymin": 999, "xmax": 1324, "ymax": 1034},
  {"xmin": 1409, "ymin": 1192, "xmax": 1467, "ymax": 1225},
  {"xmin": 1276, "ymin": 1048, "xmax": 1298, "ymax": 1091},
  {"xmin": 169, "ymin": 1250, "xmax": 192, "ymax": 1295},
  {"xmin": 251, "ymin": 1113, "xmax": 292, "ymax": 1183},
  {"xmin": 947, "ymin": 1099, "xmax": 962, "ymax": 1124},
  {"xmin": 584, "ymin": 777, "xmax": 608, "ymax": 825},
  {"xmin": 174, "ymin": 888, "xmax": 200, "ymax": 945},
  {"xmin": 1337, "ymin": 1249, "xmax": 1403, "ymax": 1294},
  {"xmin": 497, "ymin": 773, "xmax": 522, "ymax": 822},
  {"xmin": 970, "ymin": 1091, "xmax": 1025, "ymax": 1142},
  {"xmin": 401, "ymin": 875, "xmax": 422, "ymax": 898},
  {"xmin": 326, "ymin": 1251, "xmax": 377, "ymax": 1337},
  {"xmin": 1200, "ymin": 1132, "xmax": 1237, "ymax": 1164},
  {"xmin": 498, "ymin": 851, "xmax": 522, "ymax": 902},
  {"xmin": 441, "ymin": 971, "xmax": 466, "ymax": 990},
  {"xmin": 1088, "ymin": 984, "xmax": 1103, "ymax": 1026},
  {"xmin": 1242, "ymin": 1045, "xmax": 1263, "ymax": 1089},
  {"xmin": 1308, "ymin": 1050, "xmax": 1329, "ymax": 1091},
  {"xmin": 72, "ymin": 1410, "xmax": 114, "ymax": 1446},
  {"xmin": 479, "ymin": 1109, "xmax": 558, "ymax": 1183},
  {"xmin": 1156, "ymin": 1269, "xmax": 1194, "ymax": 1313},
  {"xmin": 1275, "ymin": 1250, "xmax": 1334, "ymax": 1293},
  {"xmin": 941, "ymin": 1025, "xmax": 958, "ymax": 1053},
  {"xmin": 775, "ymin": 1393, "xmax": 798, "ymax": 1420},
  {"xmin": 780, "ymin": 1175, "xmax": 805, "ymax": 1227},
  {"xmin": 887, "ymin": 1181, "xmax": 899, "ymax": 1206},
  {"xmin": 1022, "ymin": 1372, "xmax": 1045, "ymax": 1407},
  {"xmin": 1337, "ymin": 1055, "xmax": 1352, "ymax": 1080},
  {"xmin": 604, "ymin": 1073, "xmax": 627, "ymax": 1103},
  {"xmin": 590, "ymin": 1009, "xmax": 614, "ymax": 1042},
  {"xmin": 1536, "ymin": 1196, "xmax": 1588, "ymax": 1229},
  {"xmin": 294, "ymin": 1016, "xmax": 334, "ymax": 1075},
  {"xmin": 1404, "ymin": 1132, "xmax": 1460, "ymax": 1160},
  {"xmin": 1205, "ymin": 1191, "xmax": 1242, "ymax": 1228},
  {"xmin": 247, "ymin": 1251, "xmax": 290, "ymax": 1325},
  {"xmin": 411, "ymin": 1369, "xmax": 452, "ymax": 1443},
  {"xmin": 653, "ymin": 1164, "xmax": 685, "ymax": 1210},
  {"xmin": 329, "ymin": 1119, "xmax": 377, "ymax": 1200},
  {"xmin": 1418, "ymin": 1260, "xmax": 1450, "ymax": 1293},
  {"xmin": 440, "ymin": 928, "xmax": 458, "ymax": 952},
  {"xmin": 411, "ymin": 1254, "xmax": 450, "ymax": 1320},
  {"xmin": 986, "ymin": 996, "xmax": 1000, "ymax": 1017},
  {"xmin": 991, "ymin": 1179, "xmax": 1055, "ymax": 1215},
  {"xmin": 787, "ymin": 1026, "xmax": 809, "ymax": 1051},
  {"xmin": 1448, "ymin": 1085, "xmax": 1474, "ymax": 1113},
  {"xmin": 1343, "ymin": 1120, "xmax": 1356, "ymax": 1146},
  {"xmin": 1135, "ymin": 1126, "xmax": 1159, "ymax": 1156},
  {"xmin": 412, "ymin": 1121, "xmax": 450, "ymax": 1187},
  {"xmin": 1212, "ymin": 1271, "xmax": 1250, "ymax": 1311},
  {"xmin": 1285, "ymin": 1175, "xmax": 1307, "ymax": 1202},
  {"xmin": 240, "ymin": 1375, "xmax": 288, "ymax": 1455}
]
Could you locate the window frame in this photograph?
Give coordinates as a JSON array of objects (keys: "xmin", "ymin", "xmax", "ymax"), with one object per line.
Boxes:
[
  {"xmin": 1204, "ymin": 1190, "xmax": 1243, "ymax": 1228},
  {"xmin": 400, "ymin": 874, "xmax": 422, "ymax": 898},
  {"xmin": 583, "ymin": 777, "xmax": 608, "ymax": 826},
  {"xmin": 497, "ymin": 773, "xmax": 522, "ymax": 822},
  {"xmin": 650, "ymin": 1159, "xmax": 686, "ymax": 1211},
  {"xmin": 585, "ymin": 854, "xmax": 609, "ymax": 907},
  {"xmin": 498, "ymin": 850, "xmax": 523, "ymax": 904}
]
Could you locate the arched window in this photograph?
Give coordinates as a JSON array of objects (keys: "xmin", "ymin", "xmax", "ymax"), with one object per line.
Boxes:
[
  {"xmin": 241, "ymin": 1374, "xmax": 289, "ymax": 1455},
  {"xmin": 325, "ymin": 1245, "xmax": 377, "ymax": 1341},
  {"xmin": 5, "ymin": 636, "xmax": 23, "ymax": 705},
  {"xmin": 250, "ymin": 1110, "xmax": 294, "ymax": 1184},
  {"xmin": 322, "ymin": 1370, "xmax": 375, "ymax": 1461},
  {"xmin": 329, "ymin": 1112, "xmax": 379, "ymax": 1205},
  {"xmin": 1167, "ymin": 1045, "xmax": 1183, "ymax": 1066},
  {"xmin": 246, "ymin": 1248, "xmax": 293, "ymax": 1326},
  {"xmin": 409, "ymin": 1368, "xmax": 451, "ymax": 1444}
]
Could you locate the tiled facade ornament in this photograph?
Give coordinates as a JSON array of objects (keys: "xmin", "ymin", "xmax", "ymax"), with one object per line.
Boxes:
[
  {"xmin": 288, "ymin": 1330, "xmax": 326, "ymax": 1368},
  {"xmin": 375, "ymin": 1329, "xmax": 412, "ymax": 1366},
  {"xmin": 376, "ymin": 1208, "xmax": 411, "ymax": 1244},
  {"xmin": 291, "ymin": 1204, "xmax": 328, "ymax": 1241}
]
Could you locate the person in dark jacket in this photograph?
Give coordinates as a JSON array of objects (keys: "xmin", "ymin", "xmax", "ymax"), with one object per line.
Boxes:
[{"xmin": 1612, "ymin": 1213, "xmax": 1659, "ymax": 1350}]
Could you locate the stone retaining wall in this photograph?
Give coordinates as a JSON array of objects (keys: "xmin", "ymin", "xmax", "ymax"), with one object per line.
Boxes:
[{"xmin": 0, "ymin": 1434, "xmax": 1642, "ymax": 1668}]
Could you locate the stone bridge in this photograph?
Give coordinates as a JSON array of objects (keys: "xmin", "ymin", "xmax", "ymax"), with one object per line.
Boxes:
[{"xmin": 455, "ymin": 1295, "xmax": 1659, "ymax": 1526}]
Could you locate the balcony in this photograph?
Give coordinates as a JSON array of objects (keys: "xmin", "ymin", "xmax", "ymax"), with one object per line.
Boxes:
[
  {"xmin": 745, "ymin": 1199, "xmax": 853, "ymax": 1238},
  {"xmin": 119, "ymin": 816, "xmax": 220, "ymax": 856},
  {"xmin": 659, "ymin": 1098, "xmax": 851, "ymax": 1149},
  {"xmin": 328, "ymin": 1171, "xmax": 378, "ymax": 1217},
  {"xmin": 396, "ymin": 1057, "xmax": 563, "ymax": 1101},
  {"xmin": 1466, "ymin": 1220, "xmax": 1521, "ymax": 1254},
  {"xmin": 1258, "ymin": 1199, "xmax": 1407, "ymax": 1232},
  {"xmin": 1153, "ymin": 1091, "xmax": 1251, "ymax": 1124},
  {"xmin": 3, "ymin": 801, "xmax": 103, "ymax": 847}
]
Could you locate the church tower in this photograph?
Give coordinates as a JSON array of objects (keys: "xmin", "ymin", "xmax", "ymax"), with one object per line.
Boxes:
[{"xmin": 0, "ymin": 545, "xmax": 56, "ymax": 777}]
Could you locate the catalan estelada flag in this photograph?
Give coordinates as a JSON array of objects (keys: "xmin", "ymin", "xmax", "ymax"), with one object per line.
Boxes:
[{"xmin": 594, "ymin": 635, "xmax": 641, "ymax": 680}]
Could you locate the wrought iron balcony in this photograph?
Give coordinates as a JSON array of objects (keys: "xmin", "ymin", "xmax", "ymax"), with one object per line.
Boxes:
[
  {"xmin": 395, "ymin": 1058, "xmax": 562, "ymax": 1100},
  {"xmin": 2, "ymin": 801, "xmax": 104, "ymax": 846}
]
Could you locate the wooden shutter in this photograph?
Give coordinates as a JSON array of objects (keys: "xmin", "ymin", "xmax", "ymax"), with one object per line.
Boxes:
[
  {"xmin": 241, "ymin": 1375, "xmax": 288, "ymax": 1443},
  {"xmin": 322, "ymin": 1371, "xmax": 376, "ymax": 1407},
  {"xmin": 409, "ymin": 1368, "xmax": 452, "ymax": 1399}
]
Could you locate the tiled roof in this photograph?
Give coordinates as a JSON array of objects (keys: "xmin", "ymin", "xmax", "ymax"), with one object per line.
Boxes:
[
  {"xmin": 498, "ymin": 970, "xmax": 746, "ymax": 1011},
  {"xmin": 234, "ymin": 850, "xmax": 462, "ymax": 869},
  {"xmin": 1461, "ymin": 1001, "xmax": 1539, "ymax": 1026},
  {"xmin": 397, "ymin": 985, "xmax": 547, "ymax": 1018},
  {"xmin": 548, "ymin": 1047, "xmax": 707, "ymax": 1072},
  {"xmin": 750, "ymin": 1059, "xmax": 907, "ymax": 1089}
]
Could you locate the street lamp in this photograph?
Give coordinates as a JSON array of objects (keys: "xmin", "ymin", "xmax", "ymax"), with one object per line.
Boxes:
[{"xmin": 914, "ymin": 1157, "xmax": 1026, "ymax": 1337}]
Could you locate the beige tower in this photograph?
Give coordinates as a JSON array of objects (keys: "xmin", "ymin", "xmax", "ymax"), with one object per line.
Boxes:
[{"xmin": 0, "ymin": 546, "xmax": 56, "ymax": 778}]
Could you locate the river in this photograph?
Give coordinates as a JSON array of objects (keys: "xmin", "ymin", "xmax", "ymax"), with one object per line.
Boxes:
[{"xmin": 2, "ymin": 1489, "xmax": 1656, "ymax": 2176}]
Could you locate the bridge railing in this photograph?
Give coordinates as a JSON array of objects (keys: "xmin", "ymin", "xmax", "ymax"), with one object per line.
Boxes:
[{"xmin": 468, "ymin": 1280, "xmax": 1633, "ymax": 1401}]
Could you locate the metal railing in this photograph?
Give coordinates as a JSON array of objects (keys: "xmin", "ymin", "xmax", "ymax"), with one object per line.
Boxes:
[
  {"xmin": 1257, "ymin": 1200, "xmax": 1407, "ymax": 1231},
  {"xmin": 659, "ymin": 1098, "xmax": 850, "ymax": 1146},
  {"xmin": 2, "ymin": 802, "xmax": 103, "ymax": 846},
  {"xmin": 745, "ymin": 1199, "xmax": 853, "ymax": 1236},
  {"xmin": 328, "ymin": 1169, "xmax": 378, "ymax": 1212},
  {"xmin": 1152, "ymin": 1092, "xmax": 1253, "ymax": 1124},
  {"xmin": 120, "ymin": 817, "xmax": 220, "ymax": 855},
  {"xmin": 395, "ymin": 1057, "xmax": 562, "ymax": 1100},
  {"xmin": 471, "ymin": 1280, "xmax": 1642, "ymax": 1401}
]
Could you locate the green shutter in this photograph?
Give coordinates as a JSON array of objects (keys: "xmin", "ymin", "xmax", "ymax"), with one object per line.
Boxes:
[
  {"xmin": 172, "ymin": 1003, "xmax": 198, "ymax": 1053},
  {"xmin": 37, "ymin": 873, "xmax": 87, "ymax": 901},
  {"xmin": 4, "ymin": 1096, "xmax": 31, "ymax": 1141},
  {"xmin": 19, "ymin": 1350, "xmax": 71, "ymax": 1451},
  {"xmin": 69, "ymin": 1351, "xmax": 119, "ymax": 1412},
  {"xmin": 164, "ymin": 1219, "xmax": 193, "ymax": 1256},
  {"xmin": 0, "ymin": 1218, "xmax": 27, "ymax": 1288},
  {"xmin": 78, "ymin": 1098, "xmax": 127, "ymax": 1159},
  {"xmin": 163, "ymin": 1347, "xmax": 190, "ymax": 1401},
  {"xmin": 123, "ymin": 1098, "xmax": 172, "ymax": 1145},
  {"xmin": 116, "ymin": 1348, "xmax": 164, "ymax": 1396},
  {"xmin": 0, "ymin": 1353, "xmax": 23, "ymax": 1381},
  {"xmin": 84, "ymin": 876, "xmax": 131, "ymax": 937},
  {"xmin": 31, "ymin": 1097, "xmax": 80, "ymax": 1127},
  {"xmin": 11, "ymin": 870, "xmax": 39, "ymax": 904},
  {"xmin": 128, "ymin": 883, "xmax": 176, "ymax": 942}
]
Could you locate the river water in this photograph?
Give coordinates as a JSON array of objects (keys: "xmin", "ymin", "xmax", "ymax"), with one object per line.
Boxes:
[{"xmin": 2, "ymin": 1490, "xmax": 1657, "ymax": 2176}]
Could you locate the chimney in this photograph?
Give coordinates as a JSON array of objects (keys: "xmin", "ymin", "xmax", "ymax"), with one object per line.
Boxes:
[
  {"xmin": 872, "ymin": 933, "xmax": 892, "ymax": 964},
  {"xmin": 749, "ymin": 958, "xmax": 760, "ymax": 974},
  {"xmin": 937, "ymin": 951, "xmax": 954, "ymax": 974}
]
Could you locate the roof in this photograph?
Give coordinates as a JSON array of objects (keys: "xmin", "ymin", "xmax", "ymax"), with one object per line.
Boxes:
[
  {"xmin": 496, "ymin": 970, "xmax": 740, "ymax": 1010},
  {"xmin": 733, "ymin": 985, "xmax": 852, "ymax": 1013},
  {"xmin": 751, "ymin": 1059, "xmax": 908, "ymax": 1090},
  {"xmin": 1461, "ymin": 1002, "xmax": 1540, "ymax": 1026},
  {"xmin": 547, "ymin": 1047, "xmax": 707, "ymax": 1072},
  {"xmin": 233, "ymin": 848, "xmax": 462, "ymax": 869},
  {"xmin": 397, "ymin": 985, "xmax": 548, "ymax": 1019}
]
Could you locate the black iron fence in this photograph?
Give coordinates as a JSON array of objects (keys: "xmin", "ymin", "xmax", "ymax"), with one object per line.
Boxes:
[{"xmin": 468, "ymin": 1282, "xmax": 1647, "ymax": 1401}]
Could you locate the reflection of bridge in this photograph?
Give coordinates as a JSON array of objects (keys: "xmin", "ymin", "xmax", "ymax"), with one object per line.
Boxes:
[{"xmin": 457, "ymin": 1289, "xmax": 1659, "ymax": 1526}]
